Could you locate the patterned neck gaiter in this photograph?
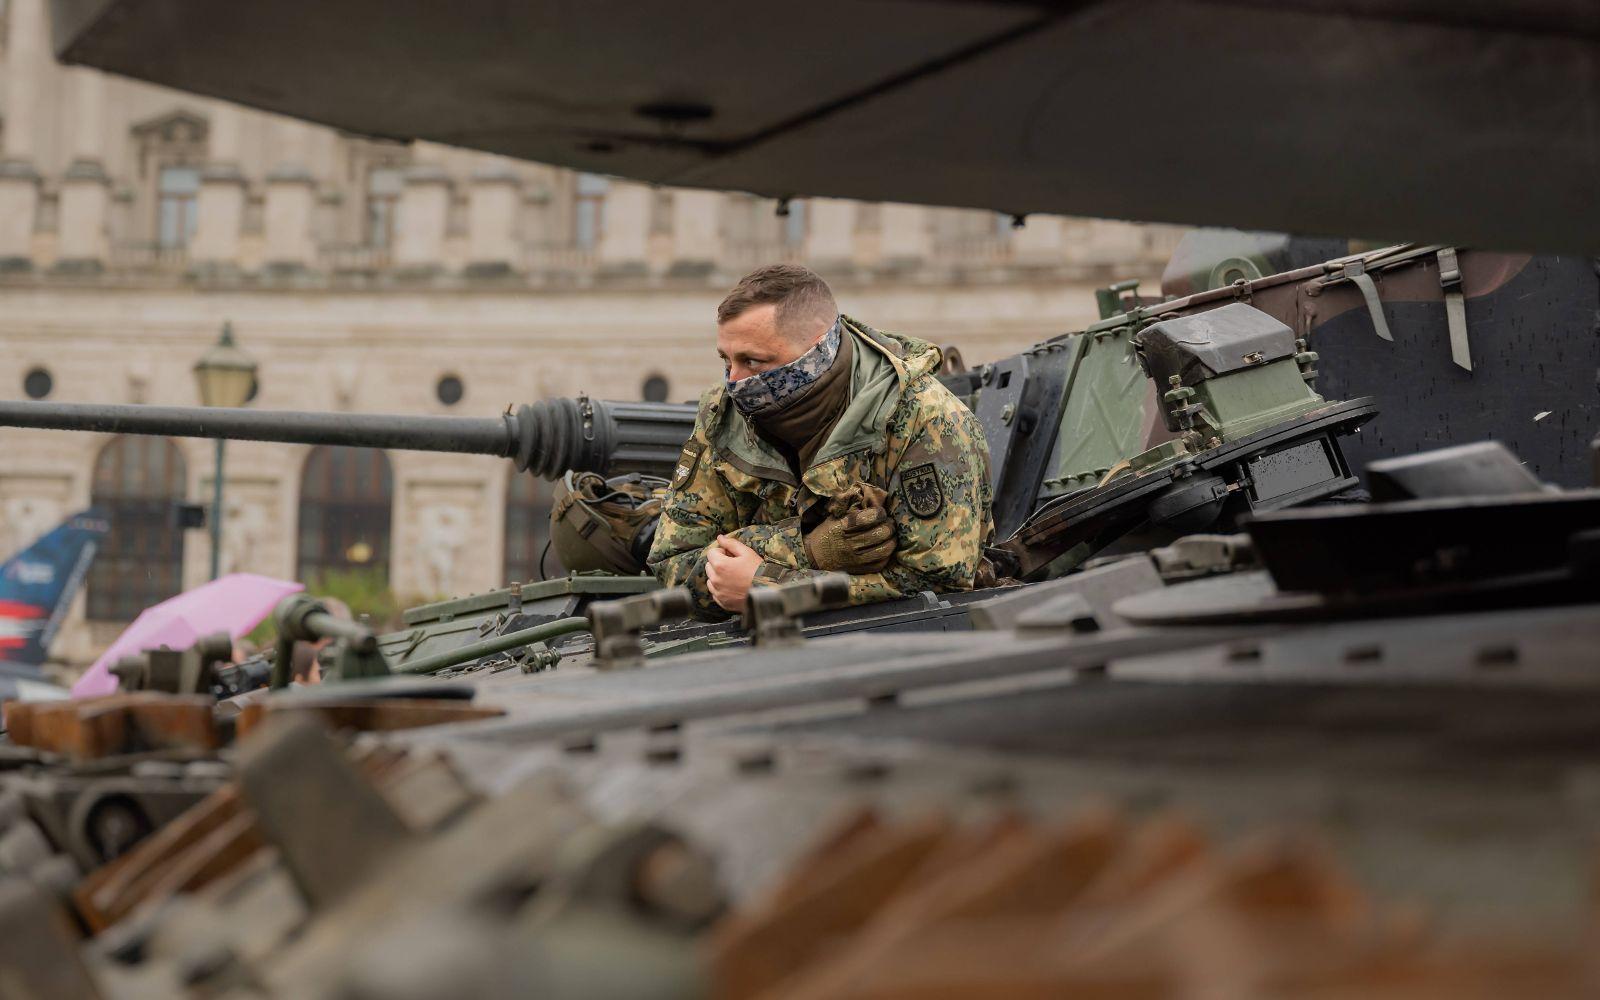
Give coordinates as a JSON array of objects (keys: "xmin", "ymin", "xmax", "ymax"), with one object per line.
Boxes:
[{"xmin": 725, "ymin": 317, "xmax": 843, "ymax": 418}]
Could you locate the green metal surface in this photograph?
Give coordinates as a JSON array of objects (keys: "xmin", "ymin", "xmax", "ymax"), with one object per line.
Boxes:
[
  {"xmin": 1197, "ymin": 362, "xmax": 1325, "ymax": 441},
  {"xmin": 1042, "ymin": 325, "xmax": 1150, "ymax": 497},
  {"xmin": 401, "ymin": 575, "xmax": 658, "ymax": 627},
  {"xmin": 324, "ymin": 640, "xmax": 393, "ymax": 682},
  {"xmin": 1125, "ymin": 438, "xmax": 1193, "ymax": 477},
  {"xmin": 375, "ymin": 575, "xmax": 658, "ymax": 677},
  {"xmin": 640, "ymin": 634, "xmax": 720, "ymax": 659},
  {"xmin": 1094, "ymin": 279, "xmax": 1142, "ymax": 320},
  {"xmin": 395, "ymin": 616, "xmax": 591, "ymax": 675}
]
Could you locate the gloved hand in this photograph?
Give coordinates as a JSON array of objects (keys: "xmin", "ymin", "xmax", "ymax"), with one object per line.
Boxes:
[{"xmin": 804, "ymin": 484, "xmax": 896, "ymax": 574}]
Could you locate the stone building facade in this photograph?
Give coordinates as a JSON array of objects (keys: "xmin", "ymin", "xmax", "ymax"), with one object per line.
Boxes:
[{"xmin": 0, "ymin": 0, "xmax": 1184, "ymax": 663}]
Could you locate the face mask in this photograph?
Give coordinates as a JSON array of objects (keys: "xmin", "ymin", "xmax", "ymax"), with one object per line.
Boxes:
[{"xmin": 725, "ymin": 317, "xmax": 842, "ymax": 417}]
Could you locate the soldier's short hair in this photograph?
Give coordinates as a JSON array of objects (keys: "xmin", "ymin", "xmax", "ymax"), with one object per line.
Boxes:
[{"xmin": 717, "ymin": 264, "xmax": 838, "ymax": 342}]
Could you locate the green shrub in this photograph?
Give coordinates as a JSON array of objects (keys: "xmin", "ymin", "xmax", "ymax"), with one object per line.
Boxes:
[
  {"xmin": 245, "ymin": 567, "xmax": 403, "ymax": 649},
  {"xmin": 303, "ymin": 567, "xmax": 402, "ymax": 630}
]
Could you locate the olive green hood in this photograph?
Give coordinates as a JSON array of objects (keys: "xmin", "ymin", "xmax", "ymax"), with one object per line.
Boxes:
[{"xmin": 706, "ymin": 315, "xmax": 944, "ymax": 486}]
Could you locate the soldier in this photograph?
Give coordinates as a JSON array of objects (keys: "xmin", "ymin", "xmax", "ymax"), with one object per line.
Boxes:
[{"xmin": 648, "ymin": 264, "xmax": 994, "ymax": 617}]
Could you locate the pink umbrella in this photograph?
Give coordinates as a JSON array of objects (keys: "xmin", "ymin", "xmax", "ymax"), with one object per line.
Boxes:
[{"xmin": 72, "ymin": 573, "xmax": 304, "ymax": 698}]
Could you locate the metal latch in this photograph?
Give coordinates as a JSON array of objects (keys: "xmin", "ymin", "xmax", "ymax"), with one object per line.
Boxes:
[
  {"xmin": 1341, "ymin": 258, "xmax": 1394, "ymax": 343},
  {"xmin": 743, "ymin": 573, "xmax": 851, "ymax": 647},
  {"xmin": 1436, "ymin": 247, "xmax": 1472, "ymax": 371},
  {"xmin": 587, "ymin": 588, "xmax": 692, "ymax": 670},
  {"xmin": 270, "ymin": 594, "xmax": 388, "ymax": 686}
]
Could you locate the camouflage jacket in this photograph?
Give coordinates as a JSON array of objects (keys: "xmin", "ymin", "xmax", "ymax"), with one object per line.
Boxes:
[{"xmin": 647, "ymin": 316, "xmax": 994, "ymax": 617}]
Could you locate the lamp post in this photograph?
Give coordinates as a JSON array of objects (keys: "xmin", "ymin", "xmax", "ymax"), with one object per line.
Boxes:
[{"xmin": 193, "ymin": 322, "xmax": 258, "ymax": 580}]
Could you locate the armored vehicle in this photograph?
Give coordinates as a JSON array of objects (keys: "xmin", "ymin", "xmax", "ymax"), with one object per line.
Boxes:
[
  {"xmin": 5, "ymin": 237, "xmax": 1598, "ymax": 997},
  {"xmin": 2, "ymin": 3, "xmax": 1600, "ymax": 998}
]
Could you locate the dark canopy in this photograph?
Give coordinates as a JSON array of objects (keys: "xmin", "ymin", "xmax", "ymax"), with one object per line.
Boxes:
[{"xmin": 49, "ymin": 0, "xmax": 1600, "ymax": 253}]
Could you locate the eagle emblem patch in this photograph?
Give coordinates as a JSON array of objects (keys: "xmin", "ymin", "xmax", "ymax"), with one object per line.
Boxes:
[
  {"xmin": 670, "ymin": 443, "xmax": 700, "ymax": 490},
  {"xmin": 901, "ymin": 463, "xmax": 943, "ymax": 519}
]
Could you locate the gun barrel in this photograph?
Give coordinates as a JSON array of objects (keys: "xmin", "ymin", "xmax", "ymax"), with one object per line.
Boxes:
[
  {"xmin": 0, "ymin": 400, "xmax": 510, "ymax": 453},
  {"xmin": 303, "ymin": 611, "xmax": 377, "ymax": 653},
  {"xmin": 0, "ymin": 396, "xmax": 697, "ymax": 479}
]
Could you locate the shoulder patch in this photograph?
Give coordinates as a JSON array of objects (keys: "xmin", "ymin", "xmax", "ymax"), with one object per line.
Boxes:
[
  {"xmin": 901, "ymin": 462, "xmax": 943, "ymax": 519},
  {"xmin": 670, "ymin": 443, "xmax": 701, "ymax": 490}
]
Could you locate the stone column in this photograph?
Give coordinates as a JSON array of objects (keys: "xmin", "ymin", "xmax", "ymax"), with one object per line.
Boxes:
[
  {"xmin": 669, "ymin": 188, "xmax": 721, "ymax": 278},
  {"xmin": 56, "ymin": 69, "xmax": 112, "ymax": 271},
  {"xmin": 262, "ymin": 120, "xmax": 316, "ymax": 274},
  {"xmin": 1009, "ymin": 214, "xmax": 1065, "ymax": 267},
  {"xmin": 394, "ymin": 164, "xmax": 450, "ymax": 277},
  {"xmin": 598, "ymin": 180, "xmax": 650, "ymax": 279},
  {"xmin": 803, "ymin": 198, "xmax": 856, "ymax": 271},
  {"xmin": 1085, "ymin": 218, "xmax": 1147, "ymax": 266},
  {"xmin": 190, "ymin": 102, "xmax": 247, "ymax": 275},
  {"xmin": 465, "ymin": 163, "xmax": 521, "ymax": 278},
  {"xmin": 878, "ymin": 202, "xmax": 930, "ymax": 270},
  {"xmin": 0, "ymin": 0, "xmax": 46, "ymax": 269}
]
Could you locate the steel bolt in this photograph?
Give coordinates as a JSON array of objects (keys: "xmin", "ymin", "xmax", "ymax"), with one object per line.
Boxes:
[{"xmin": 634, "ymin": 840, "xmax": 723, "ymax": 927}]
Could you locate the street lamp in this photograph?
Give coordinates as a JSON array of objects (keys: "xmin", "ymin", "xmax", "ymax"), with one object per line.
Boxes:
[{"xmin": 193, "ymin": 322, "xmax": 258, "ymax": 580}]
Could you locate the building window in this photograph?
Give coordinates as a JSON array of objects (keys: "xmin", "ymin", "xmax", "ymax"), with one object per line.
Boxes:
[
  {"xmin": 297, "ymin": 446, "xmax": 393, "ymax": 585},
  {"xmin": 503, "ymin": 473, "xmax": 563, "ymax": 583},
  {"xmin": 641, "ymin": 374, "xmax": 670, "ymax": 403},
  {"xmin": 435, "ymin": 374, "xmax": 464, "ymax": 406},
  {"xmin": 22, "ymin": 366, "xmax": 51, "ymax": 399},
  {"xmin": 130, "ymin": 110, "xmax": 209, "ymax": 248},
  {"xmin": 366, "ymin": 167, "xmax": 403, "ymax": 250},
  {"xmin": 156, "ymin": 165, "xmax": 200, "ymax": 249},
  {"xmin": 88, "ymin": 436, "xmax": 187, "ymax": 622},
  {"xmin": 574, "ymin": 173, "xmax": 609, "ymax": 250}
]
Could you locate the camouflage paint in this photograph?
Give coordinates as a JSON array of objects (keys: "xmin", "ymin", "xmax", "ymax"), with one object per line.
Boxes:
[{"xmin": 649, "ymin": 319, "xmax": 994, "ymax": 617}]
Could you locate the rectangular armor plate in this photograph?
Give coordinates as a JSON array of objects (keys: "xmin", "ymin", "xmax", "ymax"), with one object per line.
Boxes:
[{"xmin": 1247, "ymin": 439, "xmax": 1337, "ymax": 503}]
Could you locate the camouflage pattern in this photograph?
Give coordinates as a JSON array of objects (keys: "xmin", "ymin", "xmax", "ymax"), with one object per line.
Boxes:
[
  {"xmin": 648, "ymin": 317, "xmax": 993, "ymax": 617},
  {"xmin": 725, "ymin": 319, "xmax": 843, "ymax": 416}
]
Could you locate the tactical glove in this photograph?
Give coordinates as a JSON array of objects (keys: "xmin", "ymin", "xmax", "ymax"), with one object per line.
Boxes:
[{"xmin": 804, "ymin": 484, "xmax": 896, "ymax": 574}]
